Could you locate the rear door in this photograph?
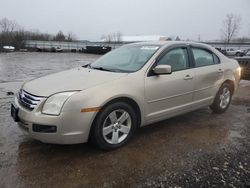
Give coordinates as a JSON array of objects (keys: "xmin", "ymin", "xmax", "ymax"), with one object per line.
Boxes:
[{"xmin": 191, "ymin": 47, "xmax": 223, "ymax": 107}]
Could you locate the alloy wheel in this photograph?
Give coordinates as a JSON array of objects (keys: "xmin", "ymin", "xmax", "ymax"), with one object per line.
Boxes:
[
  {"xmin": 219, "ymin": 87, "xmax": 231, "ymax": 109},
  {"xmin": 102, "ymin": 109, "xmax": 132, "ymax": 144}
]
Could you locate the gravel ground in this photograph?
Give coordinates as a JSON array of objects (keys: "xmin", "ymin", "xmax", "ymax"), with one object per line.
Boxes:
[{"xmin": 0, "ymin": 52, "xmax": 249, "ymax": 188}]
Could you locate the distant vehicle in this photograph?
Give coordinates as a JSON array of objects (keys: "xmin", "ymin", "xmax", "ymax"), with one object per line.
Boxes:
[
  {"xmin": 244, "ymin": 49, "xmax": 250, "ymax": 56},
  {"xmin": 11, "ymin": 41, "xmax": 240, "ymax": 150},
  {"xmin": 3, "ymin": 46, "xmax": 15, "ymax": 52},
  {"xmin": 235, "ymin": 49, "xmax": 250, "ymax": 80},
  {"xmin": 56, "ymin": 47, "xmax": 63, "ymax": 52},
  {"xmin": 225, "ymin": 48, "xmax": 244, "ymax": 56},
  {"xmin": 215, "ymin": 48, "xmax": 226, "ymax": 55},
  {"xmin": 83, "ymin": 45, "xmax": 112, "ymax": 54},
  {"xmin": 36, "ymin": 47, "xmax": 48, "ymax": 52},
  {"xmin": 51, "ymin": 47, "xmax": 63, "ymax": 52}
]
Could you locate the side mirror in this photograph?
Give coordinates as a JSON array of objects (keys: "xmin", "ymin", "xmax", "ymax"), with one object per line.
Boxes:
[{"xmin": 153, "ymin": 64, "xmax": 172, "ymax": 75}]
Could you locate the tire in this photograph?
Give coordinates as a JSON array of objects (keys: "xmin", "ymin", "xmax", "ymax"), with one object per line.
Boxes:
[
  {"xmin": 91, "ymin": 102, "xmax": 137, "ymax": 150},
  {"xmin": 235, "ymin": 52, "xmax": 240, "ymax": 57},
  {"xmin": 210, "ymin": 83, "xmax": 233, "ymax": 113}
]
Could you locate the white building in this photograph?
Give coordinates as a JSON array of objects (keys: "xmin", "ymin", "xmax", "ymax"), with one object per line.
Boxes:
[
  {"xmin": 99, "ymin": 35, "xmax": 168, "ymax": 43},
  {"xmin": 121, "ymin": 35, "xmax": 167, "ymax": 42}
]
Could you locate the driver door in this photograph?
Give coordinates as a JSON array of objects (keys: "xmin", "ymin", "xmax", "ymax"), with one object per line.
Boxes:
[{"xmin": 144, "ymin": 46, "xmax": 195, "ymax": 123}]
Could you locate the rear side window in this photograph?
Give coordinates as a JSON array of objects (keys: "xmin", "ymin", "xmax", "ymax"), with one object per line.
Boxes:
[
  {"xmin": 192, "ymin": 48, "xmax": 215, "ymax": 67},
  {"xmin": 213, "ymin": 54, "xmax": 220, "ymax": 64}
]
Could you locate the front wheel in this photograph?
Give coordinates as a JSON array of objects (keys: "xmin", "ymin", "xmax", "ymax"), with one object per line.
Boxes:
[
  {"xmin": 210, "ymin": 83, "xmax": 233, "ymax": 113},
  {"xmin": 91, "ymin": 102, "xmax": 137, "ymax": 150}
]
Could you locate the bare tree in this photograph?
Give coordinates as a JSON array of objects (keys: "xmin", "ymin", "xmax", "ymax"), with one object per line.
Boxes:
[
  {"xmin": 67, "ymin": 32, "xmax": 77, "ymax": 41},
  {"xmin": 0, "ymin": 17, "xmax": 78, "ymax": 50},
  {"xmin": 112, "ymin": 33, "xmax": 116, "ymax": 42},
  {"xmin": 112, "ymin": 32, "xmax": 121, "ymax": 43},
  {"xmin": 100, "ymin": 32, "xmax": 122, "ymax": 43},
  {"xmin": 221, "ymin": 14, "xmax": 241, "ymax": 43},
  {"xmin": 100, "ymin": 35, "xmax": 106, "ymax": 42},
  {"xmin": 106, "ymin": 34, "xmax": 112, "ymax": 43},
  {"xmin": 0, "ymin": 18, "xmax": 21, "ymax": 49},
  {"xmin": 0, "ymin": 17, "xmax": 19, "ymax": 33},
  {"xmin": 116, "ymin": 32, "xmax": 122, "ymax": 43},
  {"xmin": 54, "ymin": 30, "xmax": 65, "ymax": 41}
]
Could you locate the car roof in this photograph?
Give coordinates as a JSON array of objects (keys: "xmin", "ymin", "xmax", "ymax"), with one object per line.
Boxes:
[
  {"xmin": 127, "ymin": 41, "xmax": 212, "ymax": 49},
  {"xmin": 126, "ymin": 41, "xmax": 226, "ymax": 59}
]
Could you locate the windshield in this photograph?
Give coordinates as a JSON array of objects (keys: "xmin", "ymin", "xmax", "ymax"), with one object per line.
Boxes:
[{"xmin": 90, "ymin": 45, "xmax": 160, "ymax": 73}]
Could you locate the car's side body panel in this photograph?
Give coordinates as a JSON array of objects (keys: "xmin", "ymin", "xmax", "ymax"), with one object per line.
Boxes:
[
  {"xmin": 191, "ymin": 64, "xmax": 223, "ymax": 109},
  {"xmin": 144, "ymin": 69, "xmax": 194, "ymax": 124}
]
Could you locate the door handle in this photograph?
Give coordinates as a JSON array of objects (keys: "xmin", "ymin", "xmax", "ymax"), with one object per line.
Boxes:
[
  {"xmin": 217, "ymin": 69, "xmax": 224, "ymax": 73},
  {"xmin": 184, "ymin": 75, "xmax": 193, "ymax": 80}
]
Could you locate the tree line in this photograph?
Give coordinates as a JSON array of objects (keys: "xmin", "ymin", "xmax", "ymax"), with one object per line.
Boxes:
[
  {"xmin": 100, "ymin": 32, "xmax": 122, "ymax": 43},
  {"xmin": 1, "ymin": 14, "xmax": 249, "ymax": 50},
  {"xmin": 0, "ymin": 18, "xmax": 77, "ymax": 50}
]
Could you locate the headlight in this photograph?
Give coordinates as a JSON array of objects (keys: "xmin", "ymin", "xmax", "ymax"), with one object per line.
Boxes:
[{"xmin": 42, "ymin": 92, "xmax": 77, "ymax": 115}]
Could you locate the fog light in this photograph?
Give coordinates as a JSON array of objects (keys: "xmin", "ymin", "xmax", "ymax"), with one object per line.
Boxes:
[{"xmin": 32, "ymin": 124, "xmax": 57, "ymax": 133}]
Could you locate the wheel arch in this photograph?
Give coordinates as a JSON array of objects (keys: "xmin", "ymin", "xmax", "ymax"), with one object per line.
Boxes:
[
  {"xmin": 88, "ymin": 96, "xmax": 142, "ymax": 141},
  {"xmin": 223, "ymin": 79, "xmax": 235, "ymax": 94}
]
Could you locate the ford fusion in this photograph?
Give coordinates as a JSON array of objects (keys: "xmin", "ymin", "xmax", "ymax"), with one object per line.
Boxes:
[{"xmin": 11, "ymin": 42, "xmax": 241, "ymax": 150}]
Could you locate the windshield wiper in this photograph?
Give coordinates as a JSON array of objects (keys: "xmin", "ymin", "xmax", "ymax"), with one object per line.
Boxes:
[
  {"xmin": 88, "ymin": 64, "xmax": 130, "ymax": 73},
  {"xmin": 90, "ymin": 66, "xmax": 112, "ymax": 72},
  {"xmin": 82, "ymin": 63, "xmax": 91, "ymax": 68}
]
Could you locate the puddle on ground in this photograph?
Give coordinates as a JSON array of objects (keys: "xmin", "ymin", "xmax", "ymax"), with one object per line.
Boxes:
[{"xmin": 229, "ymin": 130, "xmax": 244, "ymax": 139}]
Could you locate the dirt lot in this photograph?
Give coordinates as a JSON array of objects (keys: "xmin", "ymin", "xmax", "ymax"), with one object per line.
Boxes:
[{"xmin": 0, "ymin": 52, "xmax": 249, "ymax": 188}]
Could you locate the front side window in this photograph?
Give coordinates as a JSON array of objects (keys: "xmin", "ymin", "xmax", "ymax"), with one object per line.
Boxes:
[
  {"xmin": 192, "ymin": 48, "xmax": 214, "ymax": 67},
  {"xmin": 157, "ymin": 48, "xmax": 189, "ymax": 71}
]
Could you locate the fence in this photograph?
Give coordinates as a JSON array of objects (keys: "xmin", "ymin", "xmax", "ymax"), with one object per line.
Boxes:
[
  {"xmin": 25, "ymin": 40, "xmax": 123, "ymax": 51},
  {"xmin": 235, "ymin": 57, "xmax": 250, "ymax": 80}
]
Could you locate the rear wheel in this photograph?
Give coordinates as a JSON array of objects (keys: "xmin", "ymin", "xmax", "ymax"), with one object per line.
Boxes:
[
  {"xmin": 92, "ymin": 102, "xmax": 137, "ymax": 150},
  {"xmin": 210, "ymin": 83, "xmax": 233, "ymax": 113}
]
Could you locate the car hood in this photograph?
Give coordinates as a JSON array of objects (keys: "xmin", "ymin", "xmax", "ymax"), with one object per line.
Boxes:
[{"xmin": 23, "ymin": 67, "xmax": 127, "ymax": 97}]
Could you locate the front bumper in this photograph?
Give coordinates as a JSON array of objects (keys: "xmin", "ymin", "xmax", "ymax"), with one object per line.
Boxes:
[{"xmin": 11, "ymin": 96, "xmax": 95, "ymax": 144}]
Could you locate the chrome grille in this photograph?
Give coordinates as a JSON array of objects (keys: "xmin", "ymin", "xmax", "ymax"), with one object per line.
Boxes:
[{"xmin": 18, "ymin": 89, "xmax": 43, "ymax": 110}]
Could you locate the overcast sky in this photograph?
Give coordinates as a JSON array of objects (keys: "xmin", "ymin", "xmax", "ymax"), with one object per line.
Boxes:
[{"xmin": 0, "ymin": 0, "xmax": 249, "ymax": 41}]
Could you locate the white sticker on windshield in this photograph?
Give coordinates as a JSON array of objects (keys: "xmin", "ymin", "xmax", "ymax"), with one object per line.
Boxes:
[{"xmin": 140, "ymin": 46, "xmax": 159, "ymax": 50}]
